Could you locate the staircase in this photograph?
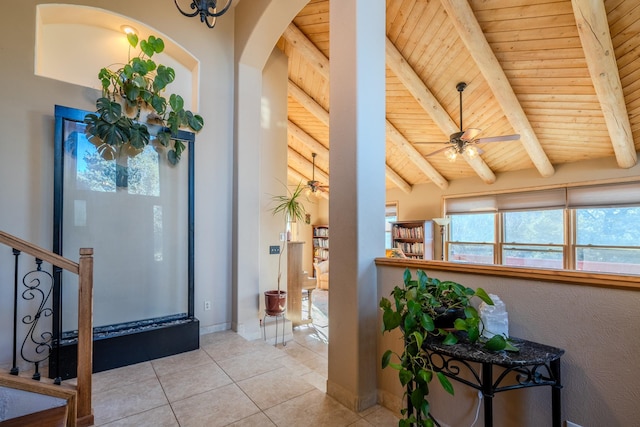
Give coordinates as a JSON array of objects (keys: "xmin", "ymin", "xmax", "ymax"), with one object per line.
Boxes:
[{"xmin": 0, "ymin": 230, "xmax": 94, "ymax": 427}]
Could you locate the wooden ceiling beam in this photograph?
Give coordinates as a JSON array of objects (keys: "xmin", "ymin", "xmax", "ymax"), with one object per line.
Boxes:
[
  {"xmin": 386, "ymin": 121, "xmax": 449, "ymax": 189},
  {"xmin": 386, "ymin": 164, "xmax": 413, "ymax": 193},
  {"xmin": 283, "ymin": 23, "xmax": 329, "ymax": 80},
  {"xmin": 288, "ymin": 81, "xmax": 413, "ymax": 193},
  {"xmin": 385, "ymin": 39, "xmax": 459, "ymax": 135},
  {"xmin": 288, "ymin": 120, "xmax": 329, "ymax": 156},
  {"xmin": 284, "ymin": 23, "xmax": 435, "ymax": 190},
  {"xmin": 289, "ymin": 119, "xmax": 413, "ymax": 194},
  {"xmin": 571, "ymin": 0, "xmax": 637, "ymax": 168},
  {"xmin": 288, "ymin": 80, "xmax": 329, "ymax": 126},
  {"xmin": 440, "ymin": 0, "xmax": 555, "ymax": 178},
  {"xmin": 385, "ymin": 38, "xmax": 496, "ymax": 184}
]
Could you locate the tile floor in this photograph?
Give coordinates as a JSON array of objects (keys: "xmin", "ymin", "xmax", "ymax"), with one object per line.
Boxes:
[{"xmin": 88, "ymin": 325, "xmax": 401, "ymax": 426}]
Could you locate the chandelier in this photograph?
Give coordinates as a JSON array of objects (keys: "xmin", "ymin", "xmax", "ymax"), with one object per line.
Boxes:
[{"xmin": 174, "ymin": 0, "xmax": 233, "ymax": 29}]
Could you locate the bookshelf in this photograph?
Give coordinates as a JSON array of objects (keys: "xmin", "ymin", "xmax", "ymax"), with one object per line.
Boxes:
[
  {"xmin": 312, "ymin": 224, "xmax": 329, "ymax": 267},
  {"xmin": 390, "ymin": 220, "xmax": 434, "ymax": 260}
]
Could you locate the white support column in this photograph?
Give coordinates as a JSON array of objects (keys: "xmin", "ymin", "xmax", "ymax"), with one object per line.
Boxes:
[
  {"xmin": 233, "ymin": 62, "xmax": 263, "ymax": 339},
  {"xmin": 328, "ymin": 0, "xmax": 386, "ymax": 411}
]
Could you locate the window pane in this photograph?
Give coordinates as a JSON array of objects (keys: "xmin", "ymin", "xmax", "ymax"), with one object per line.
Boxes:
[
  {"xmin": 449, "ymin": 243, "xmax": 494, "ymax": 264},
  {"xmin": 576, "ymin": 247, "xmax": 640, "ymax": 275},
  {"xmin": 576, "ymin": 207, "xmax": 640, "ymax": 245},
  {"xmin": 450, "ymin": 213, "xmax": 494, "ymax": 243},
  {"xmin": 385, "ymin": 203, "xmax": 398, "ymax": 248},
  {"xmin": 504, "ymin": 210, "xmax": 564, "ymax": 244},
  {"xmin": 503, "ymin": 244, "xmax": 563, "ymax": 269}
]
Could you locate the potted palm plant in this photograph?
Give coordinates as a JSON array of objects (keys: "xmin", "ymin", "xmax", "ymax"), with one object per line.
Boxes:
[
  {"xmin": 265, "ymin": 182, "xmax": 307, "ymax": 315},
  {"xmin": 380, "ymin": 268, "xmax": 517, "ymax": 427}
]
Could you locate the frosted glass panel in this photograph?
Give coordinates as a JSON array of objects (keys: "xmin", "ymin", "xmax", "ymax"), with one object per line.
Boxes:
[{"xmin": 59, "ymin": 118, "xmax": 190, "ymax": 329}]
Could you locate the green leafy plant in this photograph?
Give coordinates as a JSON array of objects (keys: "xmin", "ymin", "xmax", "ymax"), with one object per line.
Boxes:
[
  {"xmin": 380, "ymin": 268, "xmax": 517, "ymax": 427},
  {"xmin": 84, "ymin": 34, "xmax": 204, "ymax": 165}
]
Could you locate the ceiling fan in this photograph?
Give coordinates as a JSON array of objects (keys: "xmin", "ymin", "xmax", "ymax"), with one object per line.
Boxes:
[
  {"xmin": 416, "ymin": 82, "xmax": 520, "ymax": 162},
  {"xmin": 307, "ymin": 152, "xmax": 329, "ymax": 193}
]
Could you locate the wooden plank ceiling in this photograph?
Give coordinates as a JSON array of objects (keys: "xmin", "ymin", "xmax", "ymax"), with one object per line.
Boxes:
[{"xmin": 277, "ymin": 0, "xmax": 640, "ymax": 196}]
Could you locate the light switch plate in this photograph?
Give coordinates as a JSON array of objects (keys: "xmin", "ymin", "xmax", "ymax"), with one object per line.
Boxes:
[{"xmin": 269, "ymin": 245, "xmax": 280, "ymax": 255}]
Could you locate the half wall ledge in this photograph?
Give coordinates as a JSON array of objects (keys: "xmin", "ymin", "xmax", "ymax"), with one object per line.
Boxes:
[{"xmin": 375, "ymin": 258, "xmax": 640, "ymax": 291}]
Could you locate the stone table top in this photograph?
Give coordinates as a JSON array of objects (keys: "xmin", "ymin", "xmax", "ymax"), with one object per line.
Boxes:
[{"xmin": 423, "ymin": 332, "xmax": 565, "ymax": 366}]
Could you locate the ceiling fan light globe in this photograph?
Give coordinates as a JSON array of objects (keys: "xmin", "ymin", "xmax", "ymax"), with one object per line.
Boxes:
[
  {"xmin": 466, "ymin": 145, "xmax": 479, "ymax": 158},
  {"xmin": 444, "ymin": 147, "xmax": 458, "ymax": 162}
]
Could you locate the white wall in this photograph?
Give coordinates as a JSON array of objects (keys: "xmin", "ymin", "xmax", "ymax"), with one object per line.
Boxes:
[
  {"xmin": 0, "ymin": 0, "xmax": 235, "ymax": 365},
  {"xmin": 259, "ymin": 48, "xmax": 289, "ymax": 307},
  {"xmin": 258, "ymin": 47, "xmax": 329, "ymax": 295}
]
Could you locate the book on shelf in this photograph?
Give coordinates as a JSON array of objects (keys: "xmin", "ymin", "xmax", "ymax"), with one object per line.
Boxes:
[
  {"xmin": 313, "ymin": 238, "xmax": 329, "ymax": 248},
  {"xmin": 314, "ymin": 247, "xmax": 329, "ymax": 260},
  {"xmin": 313, "ymin": 227, "xmax": 329, "ymax": 237},
  {"xmin": 392, "ymin": 225, "xmax": 424, "ymax": 239},
  {"xmin": 393, "ymin": 242, "xmax": 424, "ymax": 256}
]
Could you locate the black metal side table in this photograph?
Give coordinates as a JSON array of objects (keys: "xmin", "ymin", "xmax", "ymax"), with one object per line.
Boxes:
[{"xmin": 420, "ymin": 333, "xmax": 564, "ymax": 427}]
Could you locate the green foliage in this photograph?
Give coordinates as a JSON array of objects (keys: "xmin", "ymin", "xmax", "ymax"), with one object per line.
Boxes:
[
  {"xmin": 270, "ymin": 182, "xmax": 307, "ymax": 225},
  {"xmin": 85, "ymin": 35, "xmax": 204, "ymax": 165},
  {"xmin": 380, "ymin": 268, "xmax": 517, "ymax": 426}
]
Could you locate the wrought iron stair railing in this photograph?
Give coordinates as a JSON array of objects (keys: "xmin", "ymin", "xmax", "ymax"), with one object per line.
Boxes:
[{"xmin": 0, "ymin": 230, "xmax": 94, "ymax": 427}]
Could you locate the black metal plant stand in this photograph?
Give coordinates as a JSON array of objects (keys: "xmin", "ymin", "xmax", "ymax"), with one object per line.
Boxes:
[
  {"xmin": 411, "ymin": 332, "xmax": 564, "ymax": 427},
  {"xmin": 263, "ymin": 311, "xmax": 286, "ymax": 347}
]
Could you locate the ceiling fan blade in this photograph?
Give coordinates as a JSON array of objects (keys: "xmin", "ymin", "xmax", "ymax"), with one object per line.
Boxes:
[
  {"xmin": 414, "ymin": 141, "xmax": 448, "ymax": 145},
  {"xmin": 425, "ymin": 146, "xmax": 452, "ymax": 157},
  {"xmin": 475, "ymin": 134, "xmax": 521, "ymax": 144},
  {"xmin": 461, "ymin": 128, "xmax": 481, "ymax": 141}
]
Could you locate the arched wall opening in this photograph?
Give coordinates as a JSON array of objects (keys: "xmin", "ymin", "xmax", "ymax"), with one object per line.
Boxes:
[
  {"xmin": 232, "ymin": 0, "xmax": 309, "ymax": 340},
  {"xmin": 35, "ymin": 4, "xmax": 199, "ymax": 111}
]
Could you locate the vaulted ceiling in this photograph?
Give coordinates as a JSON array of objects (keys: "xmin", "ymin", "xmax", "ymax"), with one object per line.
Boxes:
[{"xmin": 276, "ymin": 0, "xmax": 640, "ymax": 197}]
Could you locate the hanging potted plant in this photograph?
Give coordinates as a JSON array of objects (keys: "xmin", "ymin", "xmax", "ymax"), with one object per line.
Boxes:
[
  {"xmin": 265, "ymin": 182, "xmax": 307, "ymax": 315},
  {"xmin": 380, "ymin": 269, "xmax": 517, "ymax": 427},
  {"xmin": 84, "ymin": 33, "xmax": 204, "ymax": 165}
]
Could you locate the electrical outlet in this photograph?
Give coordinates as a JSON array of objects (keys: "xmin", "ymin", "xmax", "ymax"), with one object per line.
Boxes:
[
  {"xmin": 204, "ymin": 301, "xmax": 211, "ymax": 310},
  {"xmin": 566, "ymin": 422, "xmax": 583, "ymax": 427},
  {"xmin": 269, "ymin": 245, "xmax": 280, "ymax": 254}
]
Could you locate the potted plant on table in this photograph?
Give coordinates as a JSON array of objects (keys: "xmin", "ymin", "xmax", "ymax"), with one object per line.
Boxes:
[
  {"xmin": 265, "ymin": 182, "xmax": 307, "ymax": 315},
  {"xmin": 380, "ymin": 268, "xmax": 517, "ymax": 427},
  {"xmin": 84, "ymin": 33, "xmax": 204, "ymax": 165}
]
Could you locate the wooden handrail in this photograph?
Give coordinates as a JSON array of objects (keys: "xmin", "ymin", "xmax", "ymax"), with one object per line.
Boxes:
[
  {"xmin": 0, "ymin": 230, "xmax": 93, "ymax": 426},
  {"xmin": 0, "ymin": 231, "xmax": 78, "ymax": 273}
]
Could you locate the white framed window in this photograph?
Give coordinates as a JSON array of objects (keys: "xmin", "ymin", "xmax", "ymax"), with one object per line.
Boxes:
[
  {"xmin": 449, "ymin": 213, "xmax": 495, "ymax": 264},
  {"xmin": 385, "ymin": 202, "xmax": 398, "ymax": 248},
  {"xmin": 502, "ymin": 209, "xmax": 564, "ymax": 269},
  {"xmin": 444, "ymin": 182, "xmax": 640, "ymax": 275},
  {"xmin": 575, "ymin": 207, "xmax": 640, "ymax": 274}
]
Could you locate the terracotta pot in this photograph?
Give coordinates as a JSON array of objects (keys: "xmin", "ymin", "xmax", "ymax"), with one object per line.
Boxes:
[{"xmin": 264, "ymin": 290, "xmax": 287, "ymax": 316}]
